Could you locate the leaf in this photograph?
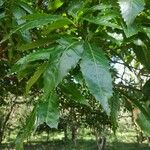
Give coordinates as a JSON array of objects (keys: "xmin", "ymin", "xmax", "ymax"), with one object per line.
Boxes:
[
  {"xmin": 43, "ymin": 18, "xmax": 72, "ymax": 34},
  {"xmin": 136, "ymin": 112, "xmax": 150, "ymax": 136},
  {"xmin": 118, "ymin": 0, "xmax": 145, "ymax": 26},
  {"xmin": 12, "ymin": 4, "xmax": 32, "ymax": 42},
  {"xmin": 0, "ymin": 12, "xmax": 5, "ymax": 20},
  {"xmin": 57, "ymin": 38, "xmax": 84, "ymax": 82},
  {"xmin": 109, "ymin": 93, "xmax": 120, "ymax": 132},
  {"xmin": 133, "ymin": 40, "xmax": 150, "ymax": 71},
  {"xmin": 15, "ymin": 106, "xmax": 37, "ymax": 150},
  {"xmin": 11, "ymin": 47, "xmax": 58, "ymax": 73},
  {"xmin": 83, "ymin": 15, "xmax": 121, "ymax": 29},
  {"xmin": 0, "ymin": 13, "xmax": 71, "ymax": 44},
  {"xmin": 123, "ymin": 24, "xmax": 139, "ymax": 38},
  {"xmin": 18, "ymin": 1, "xmax": 34, "ymax": 14},
  {"xmin": 61, "ymin": 83, "xmax": 88, "ymax": 105},
  {"xmin": 118, "ymin": 89, "xmax": 150, "ymax": 120},
  {"xmin": 80, "ymin": 42, "xmax": 113, "ymax": 114},
  {"xmin": 17, "ymin": 37, "xmax": 55, "ymax": 51},
  {"xmin": 68, "ymin": 1, "xmax": 84, "ymax": 19},
  {"xmin": 36, "ymin": 38, "xmax": 84, "ymax": 128},
  {"xmin": 12, "ymin": 4, "xmax": 26, "ymax": 25},
  {"xmin": 0, "ymin": 0, "xmax": 4, "ymax": 7},
  {"xmin": 25, "ymin": 63, "xmax": 47, "ymax": 95},
  {"xmin": 43, "ymin": 38, "xmax": 84, "ymax": 93},
  {"xmin": 48, "ymin": 0, "xmax": 64, "ymax": 10},
  {"xmin": 17, "ymin": 64, "xmax": 39, "ymax": 81},
  {"xmin": 89, "ymin": 4, "xmax": 112, "ymax": 12},
  {"xmin": 143, "ymin": 27, "xmax": 150, "ymax": 39},
  {"xmin": 142, "ymin": 79, "xmax": 150, "ymax": 97},
  {"xmin": 36, "ymin": 92, "xmax": 60, "ymax": 128}
]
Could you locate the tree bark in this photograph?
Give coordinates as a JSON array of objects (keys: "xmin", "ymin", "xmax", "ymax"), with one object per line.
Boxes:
[
  {"xmin": 64, "ymin": 125, "xmax": 68, "ymax": 142},
  {"xmin": 71, "ymin": 126, "xmax": 77, "ymax": 146},
  {"xmin": 94, "ymin": 130, "xmax": 106, "ymax": 150},
  {"xmin": 0, "ymin": 99, "xmax": 16, "ymax": 144}
]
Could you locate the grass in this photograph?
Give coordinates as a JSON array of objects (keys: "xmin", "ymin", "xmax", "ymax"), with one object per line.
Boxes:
[
  {"xmin": 0, "ymin": 140, "xmax": 149, "ymax": 150},
  {"xmin": 1, "ymin": 121, "xmax": 149, "ymax": 150}
]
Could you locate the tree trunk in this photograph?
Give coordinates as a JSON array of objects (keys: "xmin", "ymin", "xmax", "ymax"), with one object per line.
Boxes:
[
  {"xmin": 94, "ymin": 130, "xmax": 106, "ymax": 150},
  {"xmin": 0, "ymin": 130, "xmax": 3, "ymax": 144},
  {"xmin": 0, "ymin": 101, "xmax": 16, "ymax": 144},
  {"xmin": 46, "ymin": 131, "xmax": 50, "ymax": 142},
  {"xmin": 71, "ymin": 126, "xmax": 77, "ymax": 146},
  {"xmin": 64, "ymin": 125, "xmax": 68, "ymax": 142}
]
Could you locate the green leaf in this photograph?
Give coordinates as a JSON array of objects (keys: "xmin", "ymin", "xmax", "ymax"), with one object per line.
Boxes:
[
  {"xmin": 36, "ymin": 92, "xmax": 60, "ymax": 128},
  {"xmin": 56, "ymin": 38, "xmax": 84, "ymax": 82},
  {"xmin": 15, "ymin": 106, "xmax": 37, "ymax": 150},
  {"xmin": 0, "ymin": 13, "xmax": 71, "ymax": 44},
  {"xmin": 110, "ymin": 93, "xmax": 120, "ymax": 132},
  {"xmin": 17, "ymin": 64, "xmax": 39, "ymax": 81},
  {"xmin": 61, "ymin": 83, "xmax": 88, "ymax": 105},
  {"xmin": 43, "ymin": 38, "xmax": 84, "ymax": 93},
  {"xmin": 88, "ymin": 4, "xmax": 112, "ymax": 12},
  {"xmin": 17, "ymin": 37, "xmax": 55, "ymax": 51},
  {"xmin": 43, "ymin": 18, "xmax": 72, "ymax": 34},
  {"xmin": 80, "ymin": 42, "xmax": 113, "ymax": 114},
  {"xmin": 12, "ymin": 4, "xmax": 31, "ymax": 42},
  {"xmin": 12, "ymin": 4, "xmax": 26, "ymax": 25},
  {"xmin": 37, "ymin": 38, "xmax": 84, "ymax": 128},
  {"xmin": 68, "ymin": 1, "xmax": 84, "ymax": 19},
  {"xmin": 143, "ymin": 27, "xmax": 150, "ymax": 39},
  {"xmin": 11, "ymin": 47, "xmax": 58, "ymax": 73},
  {"xmin": 0, "ymin": 0, "xmax": 4, "ymax": 7},
  {"xmin": 123, "ymin": 24, "xmax": 139, "ymax": 37},
  {"xmin": 48, "ymin": 0, "xmax": 64, "ymax": 10},
  {"xmin": 118, "ymin": 89, "xmax": 150, "ymax": 120},
  {"xmin": 18, "ymin": 1, "xmax": 34, "ymax": 14},
  {"xmin": 83, "ymin": 15, "xmax": 121, "ymax": 29},
  {"xmin": 142, "ymin": 79, "xmax": 150, "ymax": 97},
  {"xmin": 25, "ymin": 63, "xmax": 47, "ymax": 95},
  {"xmin": 133, "ymin": 40, "xmax": 150, "ymax": 71},
  {"xmin": 0, "ymin": 12, "xmax": 5, "ymax": 20},
  {"xmin": 136, "ymin": 112, "xmax": 150, "ymax": 136},
  {"xmin": 118, "ymin": 0, "xmax": 145, "ymax": 26}
]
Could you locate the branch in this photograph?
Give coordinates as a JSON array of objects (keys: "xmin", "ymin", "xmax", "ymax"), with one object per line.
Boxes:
[
  {"xmin": 117, "ymin": 88, "xmax": 150, "ymax": 120},
  {"xmin": 116, "ymin": 84, "xmax": 142, "ymax": 92}
]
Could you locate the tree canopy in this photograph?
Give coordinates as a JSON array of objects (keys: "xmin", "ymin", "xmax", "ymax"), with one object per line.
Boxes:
[{"xmin": 0, "ymin": 0, "xmax": 150, "ymax": 149}]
